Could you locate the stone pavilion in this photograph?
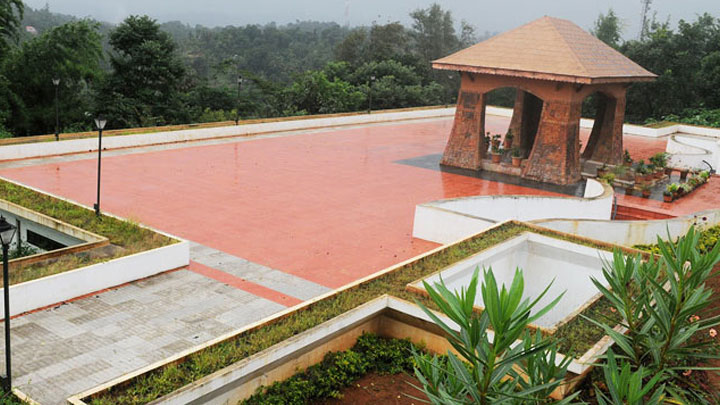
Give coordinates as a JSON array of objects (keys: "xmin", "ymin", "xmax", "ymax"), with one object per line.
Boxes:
[{"xmin": 433, "ymin": 16, "xmax": 656, "ymax": 185}]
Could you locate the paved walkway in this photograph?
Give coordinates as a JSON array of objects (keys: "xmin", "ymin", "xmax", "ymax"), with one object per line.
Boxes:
[
  {"xmin": 3, "ymin": 242, "xmax": 330, "ymax": 404},
  {"xmin": 0, "ymin": 115, "xmax": 690, "ymax": 403}
]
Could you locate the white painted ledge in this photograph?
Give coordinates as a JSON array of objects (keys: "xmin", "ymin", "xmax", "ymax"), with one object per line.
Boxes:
[
  {"xmin": 413, "ymin": 179, "xmax": 613, "ymax": 244},
  {"xmin": 0, "ymin": 240, "xmax": 189, "ymax": 317},
  {"xmin": 534, "ymin": 208, "xmax": 720, "ymax": 247}
]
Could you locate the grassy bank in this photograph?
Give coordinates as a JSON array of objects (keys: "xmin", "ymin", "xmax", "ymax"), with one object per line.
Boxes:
[
  {"xmin": 0, "ymin": 179, "xmax": 176, "ymax": 285},
  {"xmin": 89, "ymin": 222, "xmax": 623, "ymax": 404}
]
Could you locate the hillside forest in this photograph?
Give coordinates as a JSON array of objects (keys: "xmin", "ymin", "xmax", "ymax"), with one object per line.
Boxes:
[{"xmin": 0, "ymin": 2, "xmax": 720, "ymax": 136}]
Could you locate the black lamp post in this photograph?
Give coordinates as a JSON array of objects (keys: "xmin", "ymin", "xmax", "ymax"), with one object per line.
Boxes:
[
  {"xmin": 0, "ymin": 216, "xmax": 17, "ymax": 392},
  {"xmin": 367, "ymin": 75, "xmax": 376, "ymax": 114},
  {"xmin": 235, "ymin": 75, "xmax": 243, "ymax": 125},
  {"xmin": 52, "ymin": 79, "xmax": 60, "ymax": 141},
  {"xmin": 93, "ymin": 116, "xmax": 107, "ymax": 217}
]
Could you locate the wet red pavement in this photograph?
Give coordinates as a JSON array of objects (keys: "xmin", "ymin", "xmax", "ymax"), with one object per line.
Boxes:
[{"xmin": 0, "ymin": 116, "xmax": 713, "ymax": 289}]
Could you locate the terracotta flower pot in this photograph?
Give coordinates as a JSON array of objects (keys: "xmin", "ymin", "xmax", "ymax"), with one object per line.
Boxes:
[
  {"xmin": 491, "ymin": 153, "xmax": 502, "ymax": 164},
  {"xmin": 642, "ymin": 190, "xmax": 651, "ymax": 198},
  {"xmin": 511, "ymin": 157, "xmax": 521, "ymax": 167},
  {"xmin": 663, "ymin": 194, "xmax": 673, "ymax": 203}
]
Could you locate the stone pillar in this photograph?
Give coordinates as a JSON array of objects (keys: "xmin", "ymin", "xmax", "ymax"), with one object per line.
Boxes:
[
  {"xmin": 522, "ymin": 100, "xmax": 582, "ymax": 185},
  {"xmin": 508, "ymin": 90, "xmax": 543, "ymax": 154},
  {"xmin": 441, "ymin": 90, "xmax": 486, "ymax": 170},
  {"xmin": 508, "ymin": 89, "xmax": 524, "ymax": 146},
  {"xmin": 582, "ymin": 93, "xmax": 624, "ymax": 165}
]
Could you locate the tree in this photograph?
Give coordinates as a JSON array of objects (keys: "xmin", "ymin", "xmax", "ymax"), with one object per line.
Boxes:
[
  {"xmin": 2, "ymin": 20, "xmax": 102, "ymax": 136},
  {"xmin": 0, "ymin": 0, "xmax": 23, "ymax": 51},
  {"xmin": 0, "ymin": 0, "xmax": 23, "ymax": 135},
  {"xmin": 283, "ymin": 71, "xmax": 363, "ymax": 115},
  {"xmin": 459, "ymin": 20, "xmax": 478, "ymax": 48},
  {"xmin": 95, "ymin": 15, "xmax": 188, "ymax": 128},
  {"xmin": 409, "ymin": 3, "xmax": 460, "ymax": 63},
  {"xmin": 592, "ymin": 9, "xmax": 622, "ymax": 48}
]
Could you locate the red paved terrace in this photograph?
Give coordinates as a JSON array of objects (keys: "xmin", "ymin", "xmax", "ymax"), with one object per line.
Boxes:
[{"xmin": 0, "ymin": 116, "xmax": 715, "ymax": 290}]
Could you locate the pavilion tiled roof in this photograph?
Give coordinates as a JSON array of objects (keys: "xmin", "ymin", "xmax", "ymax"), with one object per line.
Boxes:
[{"xmin": 433, "ymin": 16, "xmax": 657, "ymax": 84}]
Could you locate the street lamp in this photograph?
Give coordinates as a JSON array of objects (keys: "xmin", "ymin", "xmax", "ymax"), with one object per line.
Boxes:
[
  {"xmin": 368, "ymin": 75, "xmax": 376, "ymax": 114},
  {"xmin": 93, "ymin": 116, "xmax": 107, "ymax": 217},
  {"xmin": 0, "ymin": 215, "xmax": 16, "ymax": 392},
  {"xmin": 52, "ymin": 78, "xmax": 60, "ymax": 141},
  {"xmin": 235, "ymin": 75, "xmax": 244, "ymax": 125}
]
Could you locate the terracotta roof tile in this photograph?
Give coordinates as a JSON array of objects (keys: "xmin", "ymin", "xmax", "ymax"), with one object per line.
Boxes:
[{"xmin": 433, "ymin": 16, "xmax": 656, "ymax": 84}]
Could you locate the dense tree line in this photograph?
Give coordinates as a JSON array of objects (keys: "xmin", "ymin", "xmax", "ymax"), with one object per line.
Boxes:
[
  {"xmin": 1, "ymin": 2, "xmax": 720, "ymax": 137},
  {"xmin": 0, "ymin": 2, "xmax": 476, "ymax": 135},
  {"xmin": 593, "ymin": 10, "xmax": 720, "ymax": 125}
]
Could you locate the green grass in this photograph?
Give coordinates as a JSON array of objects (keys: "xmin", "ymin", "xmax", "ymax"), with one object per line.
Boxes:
[
  {"xmin": 633, "ymin": 224, "xmax": 720, "ymax": 255},
  {"xmin": 0, "ymin": 179, "xmax": 176, "ymax": 285},
  {"xmin": 88, "ymin": 223, "xmax": 622, "ymax": 405}
]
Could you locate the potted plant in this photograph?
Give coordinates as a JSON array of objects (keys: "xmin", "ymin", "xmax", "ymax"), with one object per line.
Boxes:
[
  {"xmin": 663, "ymin": 190, "xmax": 673, "ymax": 203},
  {"xmin": 510, "ymin": 148, "xmax": 522, "ymax": 167},
  {"xmin": 597, "ymin": 163, "xmax": 609, "ymax": 178},
  {"xmin": 503, "ymin": 130, "xmax": 514, "ymax": 149},
  {"xmin": 679, "ymin": 182, "xmax": 692, "ymax": 197},
  {"xmin": 491, "ymin": 134, "xmax": 501, "ymax": 149},
  {"xmin": 667, "ymin": 182, "xmax": 680, "ymax": 199},
  {"xmin": 623, "ymin": 149, "xmax": 633, "ymax": 167},
  {"xmin": 490, "ymin": 145, "xmax": 502, "ymax": 163},
  {"xmin": 651, "ymin": 152, "xmax": 672, "ymax": 176},
  {"xmin": 484, "ymin": 132, "xmax": 491, "ymax": 150},
  {"xmin": 700, "ymin": 170, "xmax": 711, "ymax": 183},
  {"xmin": 663, "ymin": 184, "xmax": 675, "ymax": 203},
  {"xmin": 640, "ymin": 183, "xmax": 652, "ymax": 198},
  {"xmin": 634, "ymin": 160, "xmax": 650, "ymax": 183},
  {"xmin": 599, "ymin": 173, "xmax": 616, "ymax": 185},
  {"xmin": 612, "ymin": 165, "xmax": 629, "ymax": 181}
]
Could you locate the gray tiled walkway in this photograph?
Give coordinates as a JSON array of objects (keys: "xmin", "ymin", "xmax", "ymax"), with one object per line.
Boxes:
[{"xmin": 0, "ymin": 243, "xmax": 330, "ymax": 404}]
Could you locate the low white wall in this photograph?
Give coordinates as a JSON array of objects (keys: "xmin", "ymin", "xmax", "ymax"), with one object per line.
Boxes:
[
  {"xmin": 534, "ymin": 209, "xmax": 720, "ymax": 247},
  {"xmin": 0, "ymin": 109, "xmax": 455, "ymax": 161},
  {"xmin": 0, "ymin": 240, "xmax": 189, "ymax": 316},
  {"xmin": 413, "ymin": 180, "xmax": 613, "ymax": 244}
]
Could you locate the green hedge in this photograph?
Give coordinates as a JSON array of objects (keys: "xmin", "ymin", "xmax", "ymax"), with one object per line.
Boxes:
[{"xmin": 242, "ymin": 333, "xmax": 416, "ymax": 405}]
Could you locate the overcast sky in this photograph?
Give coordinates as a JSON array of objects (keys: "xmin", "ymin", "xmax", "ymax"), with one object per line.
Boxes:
[{"xmin": 25, "ymin": 0, "xmax": 717, "ymax": 39}]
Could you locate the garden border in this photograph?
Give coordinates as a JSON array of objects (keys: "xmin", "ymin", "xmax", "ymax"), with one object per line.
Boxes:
[{"xmin": 67, "ymin": 220, "xmax": 647, "ymax": 405}]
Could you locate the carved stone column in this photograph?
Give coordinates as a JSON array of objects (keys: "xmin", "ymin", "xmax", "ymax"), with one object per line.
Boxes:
[{"xmin": 441, "ymin": 90, "xmax": 487, "ymax": 170}]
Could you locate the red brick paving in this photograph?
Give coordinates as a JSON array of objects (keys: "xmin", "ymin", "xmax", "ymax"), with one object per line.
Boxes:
[
  {"xmin": 188, "ymin": 261, "xmax": 303, "ymax": 307},
  {"xmin": 0, "ymin": 116, "xmax": 713, "ymax": 289}
]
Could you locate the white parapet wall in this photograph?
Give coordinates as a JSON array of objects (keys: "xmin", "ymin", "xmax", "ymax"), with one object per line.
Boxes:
[
  {"xmin": 534, "ymin": 209, "xmax": 720, "ymax": 247},
  {"xmin": 0, "ymin": 108, "xmax": 455, "ymax": 161},
  {"xmin": 0, "ymin": 240, "xmax": 189, "ymax": 317},
  {"xmin": 413, "ymin": 179, "xmax": 613, "ymax": 244}
]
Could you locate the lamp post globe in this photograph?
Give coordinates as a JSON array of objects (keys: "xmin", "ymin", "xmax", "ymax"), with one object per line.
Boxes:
[
  {"xmin": 0, "ymin": 215, "xmax": 15, "ymax": 392},
  {"xmin": 0, "ymin": 216, "xmax": 16, "ymax": 248}
]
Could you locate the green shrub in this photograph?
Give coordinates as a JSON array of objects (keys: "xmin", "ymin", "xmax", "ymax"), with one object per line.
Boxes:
[
  {"xmin": 590, "ymin": 226, "xmax": 720, "ymax": 403},
  {"xmin": 412, "ymin": 268, "xmax": 576, "ymax": 404},
  {"xmin": 242, "ymin": 333, "xmax": 415, "ymax": 405}
]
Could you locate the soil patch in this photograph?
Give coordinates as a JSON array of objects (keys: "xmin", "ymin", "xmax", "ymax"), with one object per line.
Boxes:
[{"xmin": 317, "ymin": 372, "xmax": 427, "ymax": 405}]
